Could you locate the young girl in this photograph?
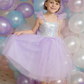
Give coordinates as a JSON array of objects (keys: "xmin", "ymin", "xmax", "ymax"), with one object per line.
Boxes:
[{"xmin": 2, "ymin": 0, "xmax": 76, "ymax": 84}]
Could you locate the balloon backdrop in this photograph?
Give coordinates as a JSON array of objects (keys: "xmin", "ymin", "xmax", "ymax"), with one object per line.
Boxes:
[
  {"xmin": 68, "ymin": 0, "xmax": 84, "ymax": 13},
  {"xmin": 79, "ymin": 33, "xmax": 84, "ymax": 49},
  {"xmin": 0, "ymin": 16, "xmax": 12, "ymax": 35},
  {"xmin": 17, "ymin": 74, "xmax": 35, "ymax": 84},
  {"xmin": 16, "ymin": 3, "xmax": 34, "ymax": 18},
  {"xmin": 0, "ymin": 36, "xmax": 6, "ymax": 55},
  {"xmin": 14, "ymin": 72, "xmax": 20, "ymax": 79},
  {"xmin": 73, "ymin": 48, "xmax": 84, "ymax": 68},
  {"xmin": 64, "ymin": 36, "xmax": 80, "ymax": 53},
  {"xmin": 67, "ymin": 71, "xmax": 84, "ymax": 84},
  {"xmin": 0, "ymin": 28, "xmax": 15, "ymax": 37},
  {"xmin": 57, "ymin": 0, "xmax": 65, "ymax": 14},
  {"xmin": 19, "ymin": 0, "xmax": 27, "ymax": 1},
  {"xmin": 7, "ymin": 11, "xmax": 23, "ymax": 28},
  {"xmin": 32, "ymin": 0, "xmax": 34, "ymax": 3},
  {"xmin": 68, "ymin": 14, "xmax": 84, "ymax": 33},
  {"xmin": 9, "ymin": 61, "xmax": 19, "ymax": 72},
  {"xmin": 61, "ymin": 25, "xmax": 78, "ymax": 38},
  {"xmin": 9, "ymin": 0, "xmax": 18, "ymax": 11},
  {"xmin": 0, "ymin": 0, "xmax": 14, "ymax": 10}
]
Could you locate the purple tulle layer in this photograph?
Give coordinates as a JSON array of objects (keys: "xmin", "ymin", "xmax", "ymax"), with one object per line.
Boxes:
[{"xmin": 2, "ymin": 34, "xmax": 76, "ymax": 83}]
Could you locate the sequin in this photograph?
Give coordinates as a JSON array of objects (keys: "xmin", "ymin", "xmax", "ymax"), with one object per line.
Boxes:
[{"xmin": 37, "ymin": 22, "xmax": 60, "ymax": 38}]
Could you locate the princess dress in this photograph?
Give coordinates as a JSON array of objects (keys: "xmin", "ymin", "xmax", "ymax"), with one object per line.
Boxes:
[{"xmin": 1, "ymin": 11, "xmax": 76, "ymax": 83}]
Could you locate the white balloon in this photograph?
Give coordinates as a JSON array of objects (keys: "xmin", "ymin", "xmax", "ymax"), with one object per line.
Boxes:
[
  {"xmin": 67, "ymin": 71, "xmax": 84, "ymax": 84},
  {"xmin": 64, "ymin": 35, "xmax": 80, "ymax": 53},
  {"xmin": 73, "ymin": 48, "xmax": 84, "ymax": 68},
  {"xmin": 79, "ymin": 33, "xmax": 84, "ymax": 49},
  {"xmin": 68, "ymin": 14, "xmax": 84, "ymax": 33}
]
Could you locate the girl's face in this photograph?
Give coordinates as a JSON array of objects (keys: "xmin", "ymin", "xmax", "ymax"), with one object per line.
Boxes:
[{"xmin": 45, "ymin": 0, "xmax": 61, "ymax": 13}]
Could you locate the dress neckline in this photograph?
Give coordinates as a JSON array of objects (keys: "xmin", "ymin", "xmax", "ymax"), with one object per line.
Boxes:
[
  {"xmin": 42, "ymin": 14, "xmax": 59, "ymax": 23},
  {"xmin": 39, "ymin": 22, "xmax": 59, "ymax": 26}
]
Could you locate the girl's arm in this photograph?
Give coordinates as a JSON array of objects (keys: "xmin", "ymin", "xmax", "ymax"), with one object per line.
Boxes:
[
  {"xmin": 14, "ymin": 17, "xmax": 40, "ymax": 36},
  {"xmin": 58, "ymin": 20, "xmax": 63, "ymax": 37}
]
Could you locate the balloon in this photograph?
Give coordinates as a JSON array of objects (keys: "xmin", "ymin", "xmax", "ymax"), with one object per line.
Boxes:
[
  {"xmin": 14, "ymin": 72, "xmax": 20, "ymax": 79},
  {"xmin": 63, "ymin": 0, "xmax": 68, "ymax": 3},
  {"xmin": 61, "ymin": 25, "xmax": 78, "ymax": 38},
  {"xmin": 65, "ymin": 7, "xmax": 77, "ymax": 19},
  {"xmin": 73, "ymin": 48, "xmax": 84, "ymax": 68},
  {"xmin": 68, "ymin": 0, "xmax": 84, "ymax": 13},
  {"xmin": 7, "ymin": 11, "xmax": 23, "ymax": 28},
  {"xmin": 64, "ymin": 36, "xmax": 80, "ymax": 53},
  {"xmin": 23, "ymin": 19, "xmax": 27, "ymax": 24},
  {"xmin": 34, "ymin": 80, "xmax": 41, "ymax": 84},
  {"xmin": 0, "ymin": 28, "xmax": 15, "ymax": 37},
  {"xmin": 17, "ymin": 74, "xmax": 35, "ymax": 84},
  {"xmin": 14, "ymin": 24, "xmax": 32, "ymax": 32},
  {"xmin": 31, "ymin": 0, "xmax": 34, "ymax": 3},
  {"xmin": 33, "ymin": 0, "xmax": 47, "ymax": 13},
  {"xmin": 0, "ymin": 0, "xmax": 14, "ymax": 10},
  {"xmin": 16, "ymin": 3, "xmax": 34, "ymax": 18},
  {"xmin": 0, "ymin": 0, "xmax": 18, "ymax": 17},
  {"xmin": 0, "ymin": 16, "xmax": 12, "ymax": 35},
  {"xmin": 9, "ymin": 0, "xmax": 18, "ymax": 11},
  {"xmin": 68, "ymin": 14, "xmax": 84, "ymax": 34},
  {"xmin": 79, "ymin": 33, "xmax": 84, "ymax": 49},
  {"xmin": 9, "ymin": 61, "xmax": 19, "ymax": 72},
  {"xmin": 67, "ymin": 71, "xmax": 84, "ymax": 84},
  {"xmin": 57, "ymin": 0, "xmax": 65, "ymax": 14},
  {"xmin": 0, "ymin": 36, "xmax": 6, "ymax": 55},
  {"xmin": 60, "ymin": 19, "xmax": 66, "ymax": 31},
  {"xmin": 19, "ymin": 0, "xmax": 27, "ymax": 1},
  {"xmin": 76, "ymin": 66, "xmax": 84, "ymax": 72}
]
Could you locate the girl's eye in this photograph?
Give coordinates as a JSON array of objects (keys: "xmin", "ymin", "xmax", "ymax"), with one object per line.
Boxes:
[
  {"xmin": 50, "ymin": 2, "xmax": 53, "ymax": 3},
  {"xmin": 56, "ymin": 3, "xmax": 59, "ymax": 5}
]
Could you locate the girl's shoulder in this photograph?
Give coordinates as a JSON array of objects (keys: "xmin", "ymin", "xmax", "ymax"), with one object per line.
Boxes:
[
  {"xmin": 55, "ymin": 12, "xmax": 67, "ymax": 21},
  {"xmin": 35, "ymin": 11, "xmax": 44, "ymax": 20},
  {"xmin": 35, "ymin": 11, "xmax": 67, "ymax": 21}
]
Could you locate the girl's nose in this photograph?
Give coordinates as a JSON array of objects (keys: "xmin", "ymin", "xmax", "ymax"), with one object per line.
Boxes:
[{"xmin": 52, "ymin": 3, "xmax": 56, "ymax": 7}]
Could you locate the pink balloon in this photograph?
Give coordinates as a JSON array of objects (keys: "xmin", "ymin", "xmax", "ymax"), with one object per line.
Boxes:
[
  {"xmin": 68, "ymin": 0, "xmax": 84, "ymax": 13},
  {"xmin": 61, "ymin": 25, "xmax": 78, "ymax": 38},
  {"xmin": 0, "ymin": 28, "xmax": 14, "ymax": 37},
  {"xmin": 0, "ymin": 64, "xmax": 11, "ymax": 72},
  {"xmin": 61, "ymin": 19, "xmax": 66, "ymax": 31}
]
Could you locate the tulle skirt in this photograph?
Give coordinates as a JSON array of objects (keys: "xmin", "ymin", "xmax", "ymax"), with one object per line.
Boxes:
[{"xmin": 2, "ymin": 34, "xmax": 76, "ymax": 83}]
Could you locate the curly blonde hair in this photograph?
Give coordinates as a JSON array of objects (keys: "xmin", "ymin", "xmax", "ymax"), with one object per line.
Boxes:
[{"xmin": 44, "ymin": 0, "xmax": 61, "ymax": 13}]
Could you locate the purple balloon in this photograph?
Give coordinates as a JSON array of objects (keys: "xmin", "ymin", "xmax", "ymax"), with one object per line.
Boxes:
[
  {"xmin": 34, "ymin": 80, "xmax": 41, "ymax": 84},
  {"xmin": 16, "ymin": 3, "xmax": 34, "ymax": 18},
  {"xmin": 0, "ymin": 0, "xmax": 14, "ymax": 10},
  {"xmin": 63, "ymin": 0, "xmax": 68, "ymax": 3},
  {"xmin": 17, "ymin": 74, "xmax": 35, "ymax": 84},
  {"xmin": 31, "ymin": 0, "xmax": 34, "ymax": 3},
  {"xmin": 57, "ymin": 0, "xmax": 65, "ymax": 14},
  {"xmin": 0, "ymin": 16, "xmax": 12, "ymax": 35}
]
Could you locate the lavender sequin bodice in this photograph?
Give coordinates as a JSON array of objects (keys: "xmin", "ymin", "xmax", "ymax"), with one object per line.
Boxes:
[{"xmin": 37, "ymin": 22, "xmax": 59, "ymax": 37}]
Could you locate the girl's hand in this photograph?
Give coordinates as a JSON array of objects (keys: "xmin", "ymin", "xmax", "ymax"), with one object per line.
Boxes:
[{"xmin": 14, "ymin": 31, "xmax": 24, "ymax": 37}]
